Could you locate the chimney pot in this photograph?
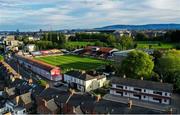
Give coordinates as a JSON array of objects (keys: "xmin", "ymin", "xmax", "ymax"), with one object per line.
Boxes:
[
  {"xmin": 123, "ymin": 74, "xmax": 126, "ymax": 78},
  {"xmin": 43, "ymin": 99, "xmax": 47, "ymax": 107},
  {"xmin": 28, "ymin": 79, "xmax": 33, "ymax": 84},
  {"xmin": 16, "ymin": 96, "xmax": 20, "ymax": 105},
  {"xmin": 96, "ymin": 95, "xmax": 101, "ymax": 102},
  {"xmin": 128, "ymin": 100, "xmax": 132, "ymax": 109},
  {"xmin": 81, "ymin": 70, "xmax": 86, "ymax": 74},
  {"xmin": 160, "ymin": 79, "xmax": 163, "ymax": 83},
  {"xmin": 169, "ymin": 108, "xmax": 173, "ymax": 114},
  {"xmin": 45, "ymin": 84, "xmax": 49, "ymax": 89}
]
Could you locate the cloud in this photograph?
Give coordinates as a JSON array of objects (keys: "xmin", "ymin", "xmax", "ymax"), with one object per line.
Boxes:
[{"xmin": 0, "ymin": 0, "xmax": 180, "ymax": 31}]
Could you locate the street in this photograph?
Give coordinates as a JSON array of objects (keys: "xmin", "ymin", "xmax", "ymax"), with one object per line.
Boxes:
[{"xmin": 6, "ymin": 58, "xmax": 68, "ymax": 91}]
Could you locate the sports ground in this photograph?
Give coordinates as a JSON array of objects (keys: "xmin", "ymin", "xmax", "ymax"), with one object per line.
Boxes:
[{"xmin": 35, "ymin": 55, "xmax": 109, "ymax": 73}]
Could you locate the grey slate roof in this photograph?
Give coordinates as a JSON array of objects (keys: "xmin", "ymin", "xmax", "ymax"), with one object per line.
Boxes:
[
  {"xmin": 46, "ymin": 99, "xmax": 58, "ymax": 112},
  {"xmin": 94, "ymin": 99, "xmax": 165, "ymax": 114},
  {"xmin": 66, "ymin": 70, "xmax": 105, "ymax": 81},
  {"xmin": 39, "ymin": 88, "xmax": 65, "ymax": 101},
  {"xmin": 111, "ymin": 77, "xmax": 173, "ymax": 92},
  {"xmin": 19, "ymin": 92, "xmax": 32, "ymax": 105}
]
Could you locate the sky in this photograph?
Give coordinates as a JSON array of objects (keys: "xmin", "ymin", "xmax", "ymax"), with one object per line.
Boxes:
[{"xmin": 0, "ymin": 0, "xmax": 180, "ymax": 31}]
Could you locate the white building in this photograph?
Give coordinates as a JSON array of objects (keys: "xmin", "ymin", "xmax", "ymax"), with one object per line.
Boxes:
[
  {"xmin": 27, "ymin": 36, "xmax": 40, "ymax": 41},
  {"xmin": 64, "ymin": 71, "xmax": 107, "ymax": 92},
  {"xmin": 110, "ymin": 77, "xmax": 173, "ymax": 105},
  {"xmin": 26, "ymin": 44, "xmax": 35, "ymax": 52},
  {"xmin": 113, "ymin": 30, "xmax": 132, "ymax": 38}
]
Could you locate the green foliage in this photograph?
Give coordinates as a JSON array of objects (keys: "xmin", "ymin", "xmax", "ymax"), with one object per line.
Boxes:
[
  {"xmin": 0, "ymin": 55, "xmax": 3, "ymax": 61},
  {"xmin": 164, "ymin": 30, "xmax": 180, "ymax": 43},
  {"xmin": 136, "ymin": 41, "xmax": 177, "ymax": 49},
  {"xmin": 135, "ymin": 32, "xmax": 148, "ymax": 41},
  {"xmin": 118, "ymin": 35, "xmax": 134, "ymax": 50},
  {"xmin": 35, "ymin": 41, "xmax": 54, "ymax": 50},
  {"xmin": 65, "ymin": 41, "xmax": 95, "ymax": 50},
  {"xmin": 38, "ymin": 80, "xmax": 47, "ymax": 87},
  {"xmin": 155, "ymin": 50, "xmax": 180, "ymax": 78},
  {"xmin": 121, "ymin": 50, "xmax": 154, "ymax": 79},
  {"xmin": 38, "ymin": 32, "xmax": 66, "ymax": 50}
]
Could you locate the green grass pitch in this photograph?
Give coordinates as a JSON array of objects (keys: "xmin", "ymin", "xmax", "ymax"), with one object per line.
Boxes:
[{"xmin": 35, "ymin": 55, "xmax": 109, "ymax": 73}]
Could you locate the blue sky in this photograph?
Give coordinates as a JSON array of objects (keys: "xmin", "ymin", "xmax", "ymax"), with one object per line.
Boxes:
[{"xmin": 0, "ymin": 0, "xmax": 180, "ymax": 31}]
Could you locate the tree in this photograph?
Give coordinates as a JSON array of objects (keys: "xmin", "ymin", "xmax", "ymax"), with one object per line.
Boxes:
[
  {"xmin": 155, "ymin": 50, "xmax": 180, "ymax": 82},
  {"xmin": 0, "ymin": 55, "xmax": 3, "ymax": 62},
  {"xmin": 135, "ymin": 32, "xmax": 148, "ymax": 41},
  {"xmin": 121, "ymin": 50, "xmax": 154, "ymax": 79},
  {"xmin": 119, "ymin": 35, "xmax": 134, "ymax": 50}
]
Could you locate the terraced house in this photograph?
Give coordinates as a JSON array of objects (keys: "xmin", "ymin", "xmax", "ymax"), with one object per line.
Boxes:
[{"xmin": 110, "ymin": 77, "xmax": 173, "ymax": 105}]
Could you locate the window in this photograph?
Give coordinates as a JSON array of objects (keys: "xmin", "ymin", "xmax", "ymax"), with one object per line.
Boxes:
[
  {"xmin": 134, "ymin": 88, "xmax": 141, "ymax": 92},
  {"xmin": 164, "ymin": 99, "xmax": 167, "ymax": 102},
  {"xmin": 116, "ymin": 85, "xmax": 123, "ymax": 89},
  {"xmin": 153, "ymin": 91, "xmax": 162, "ymax": 95},
  {"xmin": 165, "ymin": 93, "xmax": 167, "ymax": 96},
  {"xmin": 144, "ymin": 96, "xmax": 146, "ymax": 98},
  {"xmin": 116, "ymin": 91, "xmax": 123, "ymax": 95},
  {"xmin": 144, "ymin": 89, "xmax": 146, "ymax": 92}
]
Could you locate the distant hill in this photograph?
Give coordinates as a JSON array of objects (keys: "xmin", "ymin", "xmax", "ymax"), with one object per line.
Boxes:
[{"xmin": 95, "ymin": 24, "xmax": 180, "ymax": 30}]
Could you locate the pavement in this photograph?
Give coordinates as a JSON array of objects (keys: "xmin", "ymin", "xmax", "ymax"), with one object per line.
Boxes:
[{"xmin": 103, "ymin": 94, "xmax": 177, "ymax": 112}]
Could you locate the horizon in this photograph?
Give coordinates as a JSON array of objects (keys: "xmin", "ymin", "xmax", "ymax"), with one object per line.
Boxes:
[{"xmin": 0, "ymin": 0, "xmax": 180, "ymax": 31}]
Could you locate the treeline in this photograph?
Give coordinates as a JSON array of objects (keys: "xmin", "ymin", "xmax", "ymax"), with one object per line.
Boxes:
[
  {"xmin": 70, "ymin": 33, "xmax": 135, "ymax": 50},
  {"xmin": 36, "ymin": 32, "xmax": 66, "ymax": 50},
  {"xmin": 135, "ymin": 30, "xmax": 180, "ymax": 43}
]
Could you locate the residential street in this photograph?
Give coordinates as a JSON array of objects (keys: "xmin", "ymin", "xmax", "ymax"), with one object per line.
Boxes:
[{"xmin": 6, "ymin": 58, "xmax": 68, "ymax": 91}]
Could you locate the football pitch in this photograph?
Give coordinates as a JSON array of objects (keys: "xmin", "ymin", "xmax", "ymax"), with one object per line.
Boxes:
[{"xmin": 35, "ymin": 55, "xmax": 110, "ymax": 72}]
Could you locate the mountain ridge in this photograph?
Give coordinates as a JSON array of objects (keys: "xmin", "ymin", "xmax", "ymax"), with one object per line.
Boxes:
[{"xmin": 95, "ymin": 24, "xmax": 180, "ymax": 30}]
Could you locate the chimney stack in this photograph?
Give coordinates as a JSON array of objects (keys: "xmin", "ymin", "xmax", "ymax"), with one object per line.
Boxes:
[
  {"xmin": 141, "ymin": 77, "xmax": 143, "ymax": 80},
  {"xmin": 45, "ymin": 84, "xmax": 49, "ymax": 89},
  {"xmin": 69, "ymin": 89, "xmax": 75, "ymax": 96},
  {"xmin": 96, "ymin": 95, "xmax": 101, "ymax": 102},
  {"xmin": 43, "ymin": 99, "xmax": 47, "ymax": 107},
  {"xmin": 128, "ymin": 100, "xmax": 132, "ymax": 109},
  {"xmin": 123, "ymin": 74, "xmax": 126, "ymax": 78},
  {"xmin": 81, "ymin": 70, "xmax": 86, "ymax": 74},
  {"xmin": 4, "ymin": 87, "xmax": 8, "ymax": 92},
  {"xmin": 169, "ymin": 108, "xmax": 173, "ymax": 115},
  {"xmin": 16, "ymin": 96, "xmax": 20, "ymax": 105},
  {"xmin": 160, "ymin": 79, "xmax": 163, "ymax": 83},
  {"xmin": 28, "ymin": 78, "xmax": 33, "ymax": 85}
]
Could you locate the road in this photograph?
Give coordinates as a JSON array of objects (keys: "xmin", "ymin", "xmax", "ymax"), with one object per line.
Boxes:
[{"xmin": 6, "ymin": 58, "xmax": 68, "ymax": 91}]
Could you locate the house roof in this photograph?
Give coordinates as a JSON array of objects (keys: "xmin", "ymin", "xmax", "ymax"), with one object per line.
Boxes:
[
  {"xmin": 66, "ymin": 71, "xmax": 106, "ymax": 81},
  {"xmin": 46, "ymin": 99, "xmax": 58, "ymax": 112},
  {"xmin": 54, "ymin": 91, "xmax": 72, "ymax": 104},
  {"xmin": 12, "ymin": 79, "xmax": 32, "ymax": 94},
  {"xmin": 5, "ymin": 87, "xmax": 16, "ymax": 96},
  {"xmin": 94, "ymin": 99, "xmax": 164, "ymax": 114},
  {"xmin": 85, "ymin": 46, "xmax": 116, "ymax": 53},
  {"xmin": 39, "ymin": 88, "xmax": 64, "ymax": 101},
  {"xmin": 15, "ymin": 55, "xmax": 60, "ymax": 72},
  {"xmin": 32, "ymin": 85, "xmax": 45, "ymax": 97},
  {"xmin": 111, "ymin": 77, "xmax": 173, "ymax": 92},
  {"xmin": 19, "ymin": 92, "xmax": 32, "ymax": 105}
]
